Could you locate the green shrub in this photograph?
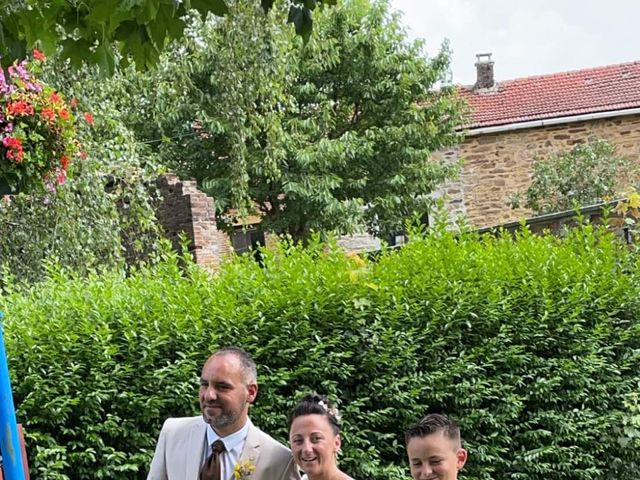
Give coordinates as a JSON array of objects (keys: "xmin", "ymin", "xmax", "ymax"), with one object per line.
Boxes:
[
  {"xmin": 510, "ymin": 137, "xmax": 630, "ymax": 215},
  {"xmin": 1, "ymin": 226, "xmax": 639, "ymax": 479}
]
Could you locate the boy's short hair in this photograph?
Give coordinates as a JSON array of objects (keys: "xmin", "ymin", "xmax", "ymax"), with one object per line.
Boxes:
[{"xmin": 404, "ymin": 413, "xmax": 462, "ymax": 448}]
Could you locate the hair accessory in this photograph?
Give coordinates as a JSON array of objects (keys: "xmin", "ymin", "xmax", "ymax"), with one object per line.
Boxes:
[{"xmin": 317, "ymin": 399, "xmax": 342, "ymax": 423}]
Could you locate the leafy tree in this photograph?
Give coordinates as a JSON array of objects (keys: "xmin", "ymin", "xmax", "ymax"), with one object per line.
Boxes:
[
  {"xmin": 0, "ymin": 0, "xmax": 336, "ymax": 73},
  {"xmin": 146, "ymin": 0, "xmax": 465, "ymax": 241},
  {"xmin": 511, "ymin": 137, "xmax": 629, "ymax": 215}
]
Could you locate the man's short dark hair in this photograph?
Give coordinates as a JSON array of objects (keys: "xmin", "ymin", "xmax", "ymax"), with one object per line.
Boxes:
[
  {"xmin": 211, "ymin": 346, "xmax": 257, "ymax": 384},
  {"xmin": 404, "ymin": 413, "xmax": 462, "ymax": 447}
]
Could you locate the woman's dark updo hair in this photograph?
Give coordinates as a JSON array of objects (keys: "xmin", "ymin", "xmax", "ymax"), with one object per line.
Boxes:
[{"xmin": 288, "ymin": 393, "xmax": 341, "ymax": 435}]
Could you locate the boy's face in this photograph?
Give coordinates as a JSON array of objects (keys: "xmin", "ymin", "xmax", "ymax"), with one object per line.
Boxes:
[{"xmin": 406, "ymin": 431, "xmax": 467, "ymax": 480}]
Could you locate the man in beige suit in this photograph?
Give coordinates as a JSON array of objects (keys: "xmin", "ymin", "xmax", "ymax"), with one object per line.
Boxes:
[{"xmin": 148, "ymin": 347, "xmax": 300, "ymax": 480}]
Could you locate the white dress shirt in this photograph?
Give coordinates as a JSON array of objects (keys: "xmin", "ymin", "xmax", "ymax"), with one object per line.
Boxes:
[{"xmin": 204, "ymin": 420, "xmax": 250, "ymax": 480}]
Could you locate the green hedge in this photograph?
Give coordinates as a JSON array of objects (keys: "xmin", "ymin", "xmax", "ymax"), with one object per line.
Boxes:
[{"xmin": 1, "ymin": 226, "xmax": 639, "ymax": 479}]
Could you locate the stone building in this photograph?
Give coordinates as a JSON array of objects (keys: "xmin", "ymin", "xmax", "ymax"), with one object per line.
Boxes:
[{"xmin": 443, "ymin": 54, "xmax": 640, "ymax": 228}]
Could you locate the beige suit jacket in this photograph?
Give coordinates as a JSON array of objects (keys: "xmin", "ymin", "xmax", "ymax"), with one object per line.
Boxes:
[{"xmin": 147, "ymin": 416, "xmax": 300, "ymax": 480}]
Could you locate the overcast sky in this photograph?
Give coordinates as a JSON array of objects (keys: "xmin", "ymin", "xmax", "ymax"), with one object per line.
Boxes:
[{"xmin": 388, "ymin": 0, "xmax": 640, "ymax": 86}]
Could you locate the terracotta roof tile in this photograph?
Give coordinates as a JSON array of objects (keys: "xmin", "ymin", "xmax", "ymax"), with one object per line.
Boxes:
[{"xmin": 459, "ymin": 61, "xmax": 640, "ymax": 129}]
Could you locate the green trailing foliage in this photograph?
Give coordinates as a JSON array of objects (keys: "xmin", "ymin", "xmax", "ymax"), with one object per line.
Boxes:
[
  {"xmin": 1, "ymin": 224, "xmax": 639, "ymax": 479},
  {"xmin": 0, "ymin": 0, "xmax": 336, "ymax": 73}
]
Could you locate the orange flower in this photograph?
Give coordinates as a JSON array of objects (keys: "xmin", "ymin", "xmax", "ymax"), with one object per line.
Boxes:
[
  {"xmin": 83, "ymin": 112, "xmax": 94, "ymax": 125},
  {"xmin": 49, "ymin": 92, "xmax": 62, "ymax": 105},
  {"xmin": 41, "ymin": 107, "xmax": 56, "ymax": 123},
  {"xmin": 32, "ymin": 49, "xmax": 46, "ymax": 61},
  {"xmin": 6, "ymin": 149, "xmax": 24, "ymax": 163},
  {"xmin": 59, "ymin": 108, "xmax": 70, "ymax": 120},
  {"xmin": 60, "ymin": 155, "xmax": 70, "ymax": 170}
]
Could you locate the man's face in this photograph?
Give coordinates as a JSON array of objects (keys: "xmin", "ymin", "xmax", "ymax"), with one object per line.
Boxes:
[
  {"xmin": 198, "ymin": 353, "xmax": 257, "ymax": 436},
  {"xmin": 406, "ymin": 431, "xmax": 467, "ymax": 480}
]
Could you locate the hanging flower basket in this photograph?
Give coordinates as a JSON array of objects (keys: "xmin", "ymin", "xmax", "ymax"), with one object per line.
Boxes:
[{"xmin": 1, "ymin": 49, "xmax": 86, "ymax": 194}]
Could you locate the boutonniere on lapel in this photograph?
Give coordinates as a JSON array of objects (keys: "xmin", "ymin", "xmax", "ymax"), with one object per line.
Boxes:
[{"xmin": 233, "ymin": 459, "xmax": 256, "ymax": 480}]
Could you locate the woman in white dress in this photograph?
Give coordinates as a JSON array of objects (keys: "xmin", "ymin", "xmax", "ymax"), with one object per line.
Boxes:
[{"xmin": 288, "ymin": 394, "xmax": 355, "ymax": 480}]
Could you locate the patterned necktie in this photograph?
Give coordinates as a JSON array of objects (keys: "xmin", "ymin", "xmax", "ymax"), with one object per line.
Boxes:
[{"xmin": 199, "ymin": 439, "xmax": 226, "ymax": 480}]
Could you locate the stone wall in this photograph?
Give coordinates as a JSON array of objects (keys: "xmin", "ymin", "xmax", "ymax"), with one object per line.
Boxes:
[
  {"xmin": 443, "ymin": 113, "xmax": 640, "ymax": 228},
  {"xmin": 154, "ymin": 174, "xmax": 384, "ymax": 268},
  {"xmin": 155, "ymin": 174, "xmax": 231, "ymax": 270}
]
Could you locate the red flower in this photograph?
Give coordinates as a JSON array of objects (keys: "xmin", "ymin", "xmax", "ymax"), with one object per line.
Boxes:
[
  {"xmin": 49, "ymin": 92, "xmax": 62, "ymax": 105},
  {"xmin": 60, "ymin": 155, "xmax": 70, "ymax": 170},
  {"xmin": 83, "ymin": 112, "xmax": 94, "ymax": 125},
  {"xmin": 41, "ymin": 107, "xmax": 56, "ymax": 123},
  {"xmin": 2, "ymin": 136, "xmax": 22, "ymax": 150},
  {"xmin": 2, "ymin": 136, "xmax": 24, "ymax": 163},
  {"xmin": 7, "ymin": 101, "xmax": 34, "ymax": 116},
  {"xmin": 32, "ymin": 49, "xmax": 46, "ymax": 61},
  {"xmin": 59, "ymin": 108, "xmax": 70, "ymax": 120}
]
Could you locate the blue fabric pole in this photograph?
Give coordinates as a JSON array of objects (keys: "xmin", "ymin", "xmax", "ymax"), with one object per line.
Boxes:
[{"xmin": 0, "ymin": 312, "xmax": 26, "ymax": 480}]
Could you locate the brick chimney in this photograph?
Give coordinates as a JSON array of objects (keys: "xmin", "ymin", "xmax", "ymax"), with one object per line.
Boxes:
[{"xmin": 474, "ymin": 53, "xmax": 494, "ymax": 89}]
